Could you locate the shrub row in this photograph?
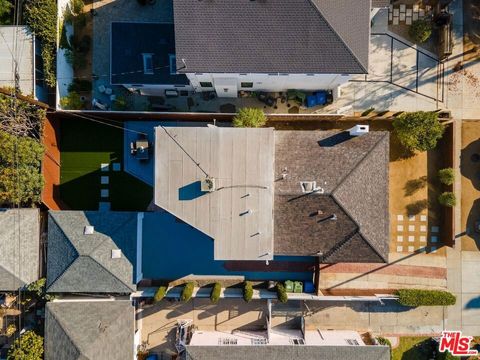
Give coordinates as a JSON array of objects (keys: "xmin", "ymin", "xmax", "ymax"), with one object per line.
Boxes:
[
  {"xmin": 153, "ymin": 286, "xmax": 167, "ymax": 303},
  {"xmin": 243, "ymin": 281, "xmax": 253, "ymax": 302},
  {"xmin": 395, "ymin": 289, "xmax": 456, "ymax": 307},
  {"xmin": 181, "ymin": 282, "xmax": 195, "ymax": 302},
  {"xmin": 276, "ymin": 283, "xmax": 288, "ymax": 303}
]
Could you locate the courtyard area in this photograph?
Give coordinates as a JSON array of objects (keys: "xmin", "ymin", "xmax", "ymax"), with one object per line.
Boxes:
[{"xmin": 59, "ymin": 118, "xmax": 152, "ymax": 210}]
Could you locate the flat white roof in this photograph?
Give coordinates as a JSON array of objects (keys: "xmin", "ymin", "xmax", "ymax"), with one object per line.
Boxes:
[
  {"xmin": 154, "ymin": 126, "xmax": 274, "ymax": 260},
  {"xmin": 0, "ymin": 26, "xmax": 34, "ymax": 96}
]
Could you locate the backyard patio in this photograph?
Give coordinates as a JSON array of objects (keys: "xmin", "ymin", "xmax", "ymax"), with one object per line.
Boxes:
[{"xmin": 59, "ymin": 117, "xmax": 152, "ymax": 210}]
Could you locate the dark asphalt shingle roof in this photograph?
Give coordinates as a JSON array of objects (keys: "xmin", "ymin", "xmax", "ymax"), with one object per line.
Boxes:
[
  {"xmin": 0, "ymin": 208, "xmax": 39, "ymax": 291},
  {"xmin": 46, "ymin": 211, "xmax": 138, "ymax": 293},
  {"xmin": 45, "ymin": 301, "xmax": 134, "ymax": 360},
  {"xmin": 173, "ymin": 0, "xmax": 370, "ymax": 74},
  {"xmin": 111, "ymin": 22, "xmax": 189, "ymax": 85},
  {"xmin": 274, "ymin": 131, "xmax": 389, "ymax": 262},
  {"xmin": 185, "ymin": 345, "xmax": 391, "ymax": 360}
]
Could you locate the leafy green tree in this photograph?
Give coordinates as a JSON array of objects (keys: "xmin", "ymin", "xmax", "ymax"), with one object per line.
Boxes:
[
  {"xmin": 0, "ymin": 92, "xmax": 46, "ymax": 139},
  {"xmin": 7, "ymin": 330, "xmax": 44, "ymax": 360},
  {"xmin": 0, "ymin": 131, "xmax": 44, "ymax": 206},
  {"xmin": 409, "ymin": 19, "xmax": 433, "ymax": 43},
  {"xmin": 0, "ymin": 0, "xmax": 12, "ymax": 24},
  {"xmin": 438, "ymin": 192, "xmax": 456, "ymax": 207},
  {"xmin": 233, "ymin": 108, "xmax": 266, "ymax": 128},
  {"xmin": 23, "ymin": 0, "xmax": 57, "ymax": 87},
  {"xmin": 393, "ymin": 111, "xmax": 444, "ymax": 152},
  {"xmin": 438, "ymin": 168, "xmax": 455, "ymax": 186}
]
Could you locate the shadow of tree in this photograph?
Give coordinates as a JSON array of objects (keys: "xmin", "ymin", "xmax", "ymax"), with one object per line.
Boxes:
[
  {"xmin": 404, "ymin": 176, "xmax": 428, "ymax": 196},
  {"xmin": 406, "ymin": 199, "xmax": 429, "ymax": 215},
  {"xmin": 400, "ymin": 338, "xmax": 437, "ymax": 360}
]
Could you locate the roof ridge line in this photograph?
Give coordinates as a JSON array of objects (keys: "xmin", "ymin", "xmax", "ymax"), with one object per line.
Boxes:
[
  {"xmin": 85, "ymin": 256, "xmax": 136, "ymax": 293},
  {"xmin": 358, "ymin": 229, "xmax": 389, "ymax": 262},
  {"xmin": 307, "ymin": 0, "xmax": 368, "ymax": 73},
  {"xmin": 46, "ymin": 304, "xmax": 82, "ymax": 356},
  {"xmin": 46, "ymin": 214, "xmax": 79, "ymax": 291},
  {"xmin": 332, "ymin": 132, "xmax": 388, "ymax": 194}
]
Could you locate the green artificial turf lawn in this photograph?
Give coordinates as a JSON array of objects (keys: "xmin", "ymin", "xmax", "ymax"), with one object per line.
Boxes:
[
  {"xmin": 392, "ymin": 337, "xmax": 432, "ymax": 360},
  {"xmin": 59, "ymin": 118, "xmax": 152, "ymax": 210}
]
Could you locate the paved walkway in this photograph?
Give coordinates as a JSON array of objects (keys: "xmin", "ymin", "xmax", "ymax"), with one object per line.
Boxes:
[{"xmin": 304, "ymin": 299, "xmax": 444, "ymax": 335}]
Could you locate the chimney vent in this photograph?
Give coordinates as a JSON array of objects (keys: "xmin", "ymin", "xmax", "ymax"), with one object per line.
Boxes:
[
  {"xmin": 349, "ymin": 125, "xmax": 369, "ymax": 137},
  {"xmin": 84, "ymin": 226, "xmax": 94, "ymax": 235},
  {"xmin": 111, "ymin": 249, "xmax": 122, "ymax": 259}
]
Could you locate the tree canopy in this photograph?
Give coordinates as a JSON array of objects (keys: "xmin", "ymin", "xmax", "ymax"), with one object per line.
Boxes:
[
  {"xmin": 393, "ymin": 111, "xmax": 444, "ymax": 152},
  {"xmin": 0, "ymin": 0, "xmax": 12, "ymax": 24},
  {"xmin": 7, "ymin": 330, "xmax": 44, "ymax": 360},
  {"xmin": 0, "ymin": 130, "xmax": 44, "ymax": 206}
]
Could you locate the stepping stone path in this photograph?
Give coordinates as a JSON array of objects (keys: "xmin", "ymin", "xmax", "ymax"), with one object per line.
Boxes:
[
  {"xmin": 98, "ymin": 162, "xmax": 120, "ymax": 210},
  {"xmin": 393, "ymin": 212, "xmax": 439, "ymax": 254}
]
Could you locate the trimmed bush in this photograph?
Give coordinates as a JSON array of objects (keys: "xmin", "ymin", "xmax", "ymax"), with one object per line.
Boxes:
[
  {"xmin": 438, "ymin": 168, "xmax": 455, "ymax": 186},
  {"xmin": 409, "ymin": 19, "xmax": 433, "ymax": 43},
  {"xmin": 276, "ymin": 283, "xmax": 288, "ymax": 303},
  {"xmin": 438, "ymin": 192, "xmax": 456, "ymax": 207},
  {"xmin": 180, "ymin": 282, "xmax": 195, "ymax": 302},
  {"xmin": 243, "ymin": 281, "xmax": 253, "ymax": 302},
  {"xmin": 153, "ymin": 286, "xmax": 167, "ymax": 303},
  {"xmin": 233, "ymin": 108, "xmax": 266, "ymax": 128},
  {"xmin": 393, "ymin": 111, "xmax": 444, "ymax": 152},
  {"xmin": 210, "ymin": 282, "xmax": 222, "ymax": 304},
  {"xmin": 395, "ymin": 289, "xmax": 456, "ymax": 306}
]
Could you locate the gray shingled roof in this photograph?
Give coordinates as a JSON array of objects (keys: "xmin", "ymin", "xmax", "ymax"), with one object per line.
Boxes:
[
  {"xmin": 47, "ymin": 211, "xmax": 139, "ymax": 293},
  {"xmin": 0, "ymin": 208, "xmax": 39, "ymax": 291},
  {"xmin": 185, "ymin": 345, "xmax": 390, "ymax": 360},
  {"xmin": 173, "ymin": 0, "xmax": 370, "ymax": 74},
  {"xmin": 45, "ymin": 301, "xmax": 134, "ymax": 360},
  {"xmin": 274, "ymin": 131, "xmax": 389, "ymax": 262}
]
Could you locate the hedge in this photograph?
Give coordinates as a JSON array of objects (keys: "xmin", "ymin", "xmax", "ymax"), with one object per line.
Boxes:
[
  {"xmin": 438, "ymin": 192, "xmax": 456, "ymax": 207},
  {"xmin": 276, "ymin": 283, "xmax": 288, "ymax": 303},
  {"xmin": 153, "ymin": 286, "xmax": 167, "ymax": 303},
  {"xmin": 181, "ymin": 282, "xmax": 195, "ymax": 302},
  {"xmin": 243, "ymin": 281, "xmax": 253, "ymax": 302},
  {"xmin": 210, "ymin": 282, "xmax": 222, "ymax": 304},
  {"xmin": 438, "ymin": 168, "xmax": 455, "ymax": 186},
  {"xmin": 395, "ymin": 289, "xmax": 456, "ymax": 306}
]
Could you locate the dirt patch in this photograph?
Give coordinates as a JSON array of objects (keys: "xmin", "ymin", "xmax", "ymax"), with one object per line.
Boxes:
[{"xmin": 460, "ymin": 121, "xmax": 480, "ymax": 251}]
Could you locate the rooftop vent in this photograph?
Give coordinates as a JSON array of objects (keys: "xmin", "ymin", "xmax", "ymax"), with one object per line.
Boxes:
[
  {"xmin": 201, "ymin": 177, "xmax": 216, "ymax": 192},
  {"xmin": 349, "ymin": 125, "xmax": 369, "ymax": 137},
  {"xmin": 111, "ymin": 249, "xmax": 122, "ymax": 259},
  {"xmin": 300, "ymin": 181, "xmax": 324, "ymax": 193},
  {"xmin": 84, "ymin": 226, "xmax": 94, "ymax": 235}
]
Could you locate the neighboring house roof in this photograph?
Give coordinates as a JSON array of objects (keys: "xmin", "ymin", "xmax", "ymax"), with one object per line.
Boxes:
[
  {"xmin": 45, "ymin": 301, "xmax": 134, "ymax": 360},
  {"xmin": 274, "ymin": 130, "xmax": 389, "ymax": 262},
  {"xmin": 0, "ymin": 208, "xmax": 39, "ymax": 291},
  {"xmin": 0, "ymin": 26, "xmax": 35, "ymax": 96},
  {"xmin": 154, "ymin": 126, "xmax": 275, "ymax": 261},
  {"xmin": 173, "ymin": 0, "xmax": 370, "ymax": 74},
  {"xmin": 46, "ymin": 211, "xmax": 139, "ymax": 293},
  {"xmin": 185, "ymin": 345, "xmax": 391, "ymax": 360},
  {"xmin": 110, "ymin": 22, "xmax": 189, "ymax": 86},
  {"xmin": 372, "ymin": 0, "xmax": 390, "ymax": 8}
]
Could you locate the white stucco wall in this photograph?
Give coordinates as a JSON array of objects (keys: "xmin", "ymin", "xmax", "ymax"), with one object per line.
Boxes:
[{"xmin": 186, "ymin": 72, "xmax": 351, "ymax": 97}]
